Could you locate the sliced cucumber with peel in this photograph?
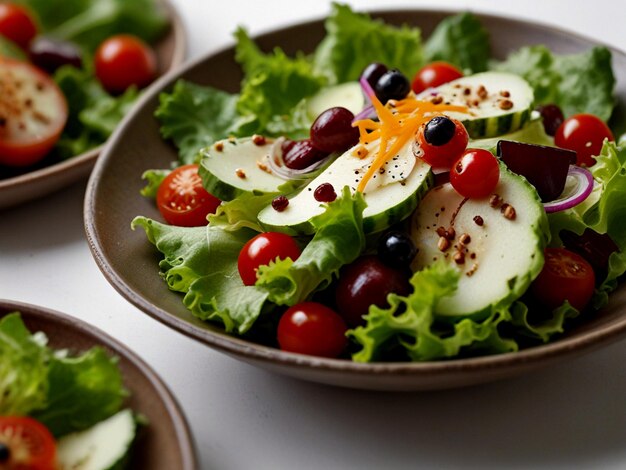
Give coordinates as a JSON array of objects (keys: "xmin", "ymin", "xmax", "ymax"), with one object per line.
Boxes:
[
  {"xmin": 258, "ymin": 138, "xmax": 433, "ymax": 235},
  {"xmin": 306, "ymin": 82, "xmax": 365, "ymax": 120},
  {"xmin": 409, "ymin": 164, "xmax": 549, "ymax": 318},
  {"xmin": 469, "ymin": 112, "xmax": 553, "ymax": 153},
  {"xmin": 419, "ymin": 71, "xmax": 534, "ymax": 139},
  {"xmin": 199, "ymin": 137, "xmax": 285, "ymax": 201},
  {"xmin": 56, "ymin": 409, "xmax": 136, "ymax": 470}
]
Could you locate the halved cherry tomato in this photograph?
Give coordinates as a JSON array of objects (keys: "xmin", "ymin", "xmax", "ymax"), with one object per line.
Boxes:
[
  {"xmin": 238, "ymin": 232, "xmax": 301, "ymax": 286},
  {"xmin": 94, "ymin": 34, "xmax": 156, "ymax": 94},
  {"xmin": 277, "ymin": 302, "xmax": 347, "ymax": 358},
  {"xmin": 0, "ymin": 416, "xmax": 56, "ymax": 470},
  {"xmin": 416, "ymin": 116, "xmax": 468, "ymax": 169},
  {"xmin": 530, "ymin": 247, "xmax": 595, "ymax": 312},
  {"xmin": 0, "ymin": 58, "xmax": 68, "ymax": 167},
  {"xmin": 0, "ymin": 3, "xmax": 37, "ymax": 49},
  {"xmin": 450, "ymin": 148, "xmax": 500, "ymax": 198},
  {"xmin": 156, "ymin": 164, "xmax": 221, "ymax": 227},
  {"xmin": 554, "ymin": 113, "xmax": 614, "ymax": 167},
  {"xmin": 411, "ymin": 61, "xmax": 463, "ymax": 94}
]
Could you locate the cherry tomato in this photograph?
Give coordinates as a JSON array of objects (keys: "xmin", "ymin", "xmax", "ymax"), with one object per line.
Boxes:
[
  {"xmin": 416, "ymin": 116, "xmax": 469, "ymax": 169},
  {"xmin": 94, "ymin": 34, "xmax": 156, "ymax": 94},
  {"xmin": 411, "ymin": 61, "xmax": 463, "ymax": 94},
  {"xmin": 450, "ymin": 148, "xmax": 500, "ymax": 199},
  {"xmin": 277, "ymin": 302, "xmax": 348, "ymax": 357},
  {"xmin": 554, "ymin": 113, "xmax": 614, "ymax": 167},
  {"xmin": 530, "ymin": 247, "xmax": 595, "ymax": 312},
  {"xmin": 238, "ymin": 232, "xmax": 301, "ymax": 286},
  {"xmin": 0, "ymin": 416, "xmax": 56, "ymax": 470},
  {"xmin": 0, "ymin": 3, "xmax": 37, "ymax": 49},
  {"xmin": 156, "ymin": 164, "xmax": 221, "ymax": 227},
  {"xmin": 0, "ymin": 58, "xmax": 68, "ymax": 167}
]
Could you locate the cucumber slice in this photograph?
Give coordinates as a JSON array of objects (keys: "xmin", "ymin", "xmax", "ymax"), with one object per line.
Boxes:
[
  {"xmin": 199, "ymin": 137, "xmax": 285, "ymax": 201},
  {"xmin": 469, "ymin": 113, "xmax": 553, "ymax": 153},
  {"xmin": 419, "ymin": 71, "xmax": 534, "ymax": 139},
  {"xmin": 56, "ymin": 409, "xmax": 136, "ymax": 470},
  {"xmin": 307, "ymin": 82, "xmax": 365, "ymax": 120},
  {"xmin": 409, "ymin": 164, "xmax": 549, "ymax": 318},
  {"xmin": 258, "ymin": 138, "xmax": 433, "ymax": 235}
]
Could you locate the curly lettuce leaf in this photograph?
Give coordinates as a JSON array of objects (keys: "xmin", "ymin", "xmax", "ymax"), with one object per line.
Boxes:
[
  {"xmin": 493, "ymin": 45, "xmax": 615, "ymax": 121},
  {"xmin": 0, "ymin": 313, "xmax": 49, "ymax": 416},
  {"xmin": 312, "ymin": 3, "xmax": 422, "ymax": 85},
  {"xmin": 349, "ymin": 262, "xmax": 518, "ymax": 362},
  {"xmin": 424, "ymin": 12, "xmax": 490, "ymax": 73},
  {"xmin": 140, "ymin": 168, "xmax": 171, "ymax": 198},
  {"xmin": 235, "ymin": 28, "xmax": 326, "ymax": 134},
  {"xmin": 33, "ymin": 348, "xmax": 127, "ymax": 437},
  {"xmin": 155, "ymin": 80, "xmax": 256, "ymax": 165},
  {"xmin": 132, "ymin": 217, "xmax": 269, "ymax": 333},
  {"xmin": 0, "ymin": 36, "xmax": 26, "ymax": 60},
  {"xmin": 18, "ymin": 0, "xmax": 168, "ymax": 52},
  {"xmin": 256, "ymin": 188, "xmax": 366, "ymax": 306},
  {"xmin": 509, "ymin": 301, "xmax": 579, "ymax": 343}
]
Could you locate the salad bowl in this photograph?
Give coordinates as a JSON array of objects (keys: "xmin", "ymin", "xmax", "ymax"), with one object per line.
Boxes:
[
  {"xmin": 0, "ymin": 0, "xmax": 187, "ymax": 210},
  {"xmin": 0, "ymin": 299, "xmax": 197, "ymax": 469},
  {"xmin": 85, "ymin": 9, "xmax": 626, "ymax": 391}
]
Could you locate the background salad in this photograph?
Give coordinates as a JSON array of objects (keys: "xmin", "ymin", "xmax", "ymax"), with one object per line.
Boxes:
[
  {"xmin": 133, "ymin": 3, "xmax": 626, "ymax": 363},
  {"xmin": 0, "ymin": 0, "xmax": 169, "ymax": 178}
]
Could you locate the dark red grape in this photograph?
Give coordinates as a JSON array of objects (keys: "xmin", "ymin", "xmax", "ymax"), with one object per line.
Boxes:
[
  {"xmin": 282, "ymin": 139, "xmax": 329, "ymax": 170},
  {"xmin": 29, "ymin": 36, "xmax": 82, "ymax": 73},
  {"xmin": 361, "ymin": 62, "xmax": 388, "ymax": 88},
  {"xmin": 335, "ymin": 256, "xmax": 411, "ymax": 327},
  {"xmin": 536, "ymin": 104, "xmax": 564, "ymax": 136},
  {"xmin": 310, "ymin": 107, "xmax": 360, "ymax": 153},
  {"xmin": 375, "ymin": 69, "xmax": 410, "ymax": 103}
]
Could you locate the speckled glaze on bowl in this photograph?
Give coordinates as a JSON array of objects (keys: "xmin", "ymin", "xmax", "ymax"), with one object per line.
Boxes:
[
  {"xmin": 0, "ymin": 300, "xmax": 197, "ymax": 469},
  {"xmin": 0, "ymin": 0, "xmax": 187, "ymax": 210},
  {"xmin": 85, "ymin": 10, "xmax": 626, "ymax": 391}
]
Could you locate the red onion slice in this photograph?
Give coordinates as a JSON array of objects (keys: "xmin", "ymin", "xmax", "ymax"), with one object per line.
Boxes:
[
  {"xmin": 359, "ymin": 76, "xmax": 376, "ymax": 101},
  {"xmin": 543, "ymin": 166, "xmax": 594, "ymax": 213},
  {"xmin": 352, "ymin": 104, "xmax": 375, "ymax": 123}
]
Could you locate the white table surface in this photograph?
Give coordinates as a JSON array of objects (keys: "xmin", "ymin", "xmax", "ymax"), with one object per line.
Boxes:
[{"xmin": 2, "ymin": 0, "xmax": 626, "ymax": 468}]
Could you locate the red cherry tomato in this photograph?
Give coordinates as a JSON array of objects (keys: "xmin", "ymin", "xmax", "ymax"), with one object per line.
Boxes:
[
  {"xmin": 0, "ymin": 58, "xmax": 68, "ymax": 167},
  {"xmin": 411, "ymin": 61, "xmax": 463, "ymax": 94},
  {"xmin": 416, "ymin": 117, "xmax": 469, "ymax": 169},
  {"xmin": 530, "ymin": 247, "xmax": 595, "ymax": 312},
  {"xmin": 238, "ymin": 232, "xmax": 301, "ymax": 286},
  {"xmin": 94, "ymin": 34, "xmax": 156, "ymax": 94},
  {"xmin": 450, "ymin": 148, "xmax": 500, "ymax": 199},
  {"xmin": 277, "ymin": 302, "xmax": 348, "ymax": 357},
  {"xmin": 554, "ymin": 113, "xmax": 614, "ymax": 167},
  {"xmin": 0, "ymin": 416, "xmax": 56, "ymax": 470},
  {"xmin": 0, "ymin": 3, "xmax": 37, "ymax": 49},
  {"xmin": 156, "ymin": 164, "xmax": 221, "ymax": 227}
]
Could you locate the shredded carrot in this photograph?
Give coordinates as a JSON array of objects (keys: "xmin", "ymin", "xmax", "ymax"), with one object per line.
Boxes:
[{"xmin": 352, "ymin": 95, "xmax": 468, "ymax": 193}]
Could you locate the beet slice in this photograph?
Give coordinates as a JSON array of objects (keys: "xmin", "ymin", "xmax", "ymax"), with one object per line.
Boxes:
[{"xmin": 497, "ymin": 140, "xmax": 576, "ymax": 202}]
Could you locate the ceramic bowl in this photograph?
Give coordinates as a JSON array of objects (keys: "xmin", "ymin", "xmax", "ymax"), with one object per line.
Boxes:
[
  {"xmin": 0, "ymin": 300, "xmax": 197, "ymax": 469},
  {"xmin": 85, "ymin": 10, "xmax": 626, "ymax": 391}
]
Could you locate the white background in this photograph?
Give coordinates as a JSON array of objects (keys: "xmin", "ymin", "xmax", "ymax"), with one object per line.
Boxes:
[{"xmin": 2, "ymin": 1, "xmax": 626, "ymax": 468}]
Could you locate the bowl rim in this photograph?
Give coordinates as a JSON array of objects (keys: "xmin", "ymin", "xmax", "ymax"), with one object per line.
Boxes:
[
  {"xmin": 85, "ymin": 7, "xmax": 626, "ymax": 378},
  {"xmin": 0, "ymin": 0, "xmax": 187, "ymax": 208},
  {"xmin": 0, "ymin": 298, "xmax": 198, "ymax": 469}
]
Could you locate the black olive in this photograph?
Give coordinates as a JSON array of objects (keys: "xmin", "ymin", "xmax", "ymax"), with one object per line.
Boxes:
[
  {"xmin": 423, "ymin": 116, "xmax": 456, "ymax": 146},
  {"xmin": 374, "ymin": 69, "xmax": 410, "ymax": 103},
  {"xmin": 378, "ymin": 231, "xmax": 418, "ymax": 268},
  {"xmin": 0, "ymin": 442, "xmax": 10, "ymax": 462}
]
